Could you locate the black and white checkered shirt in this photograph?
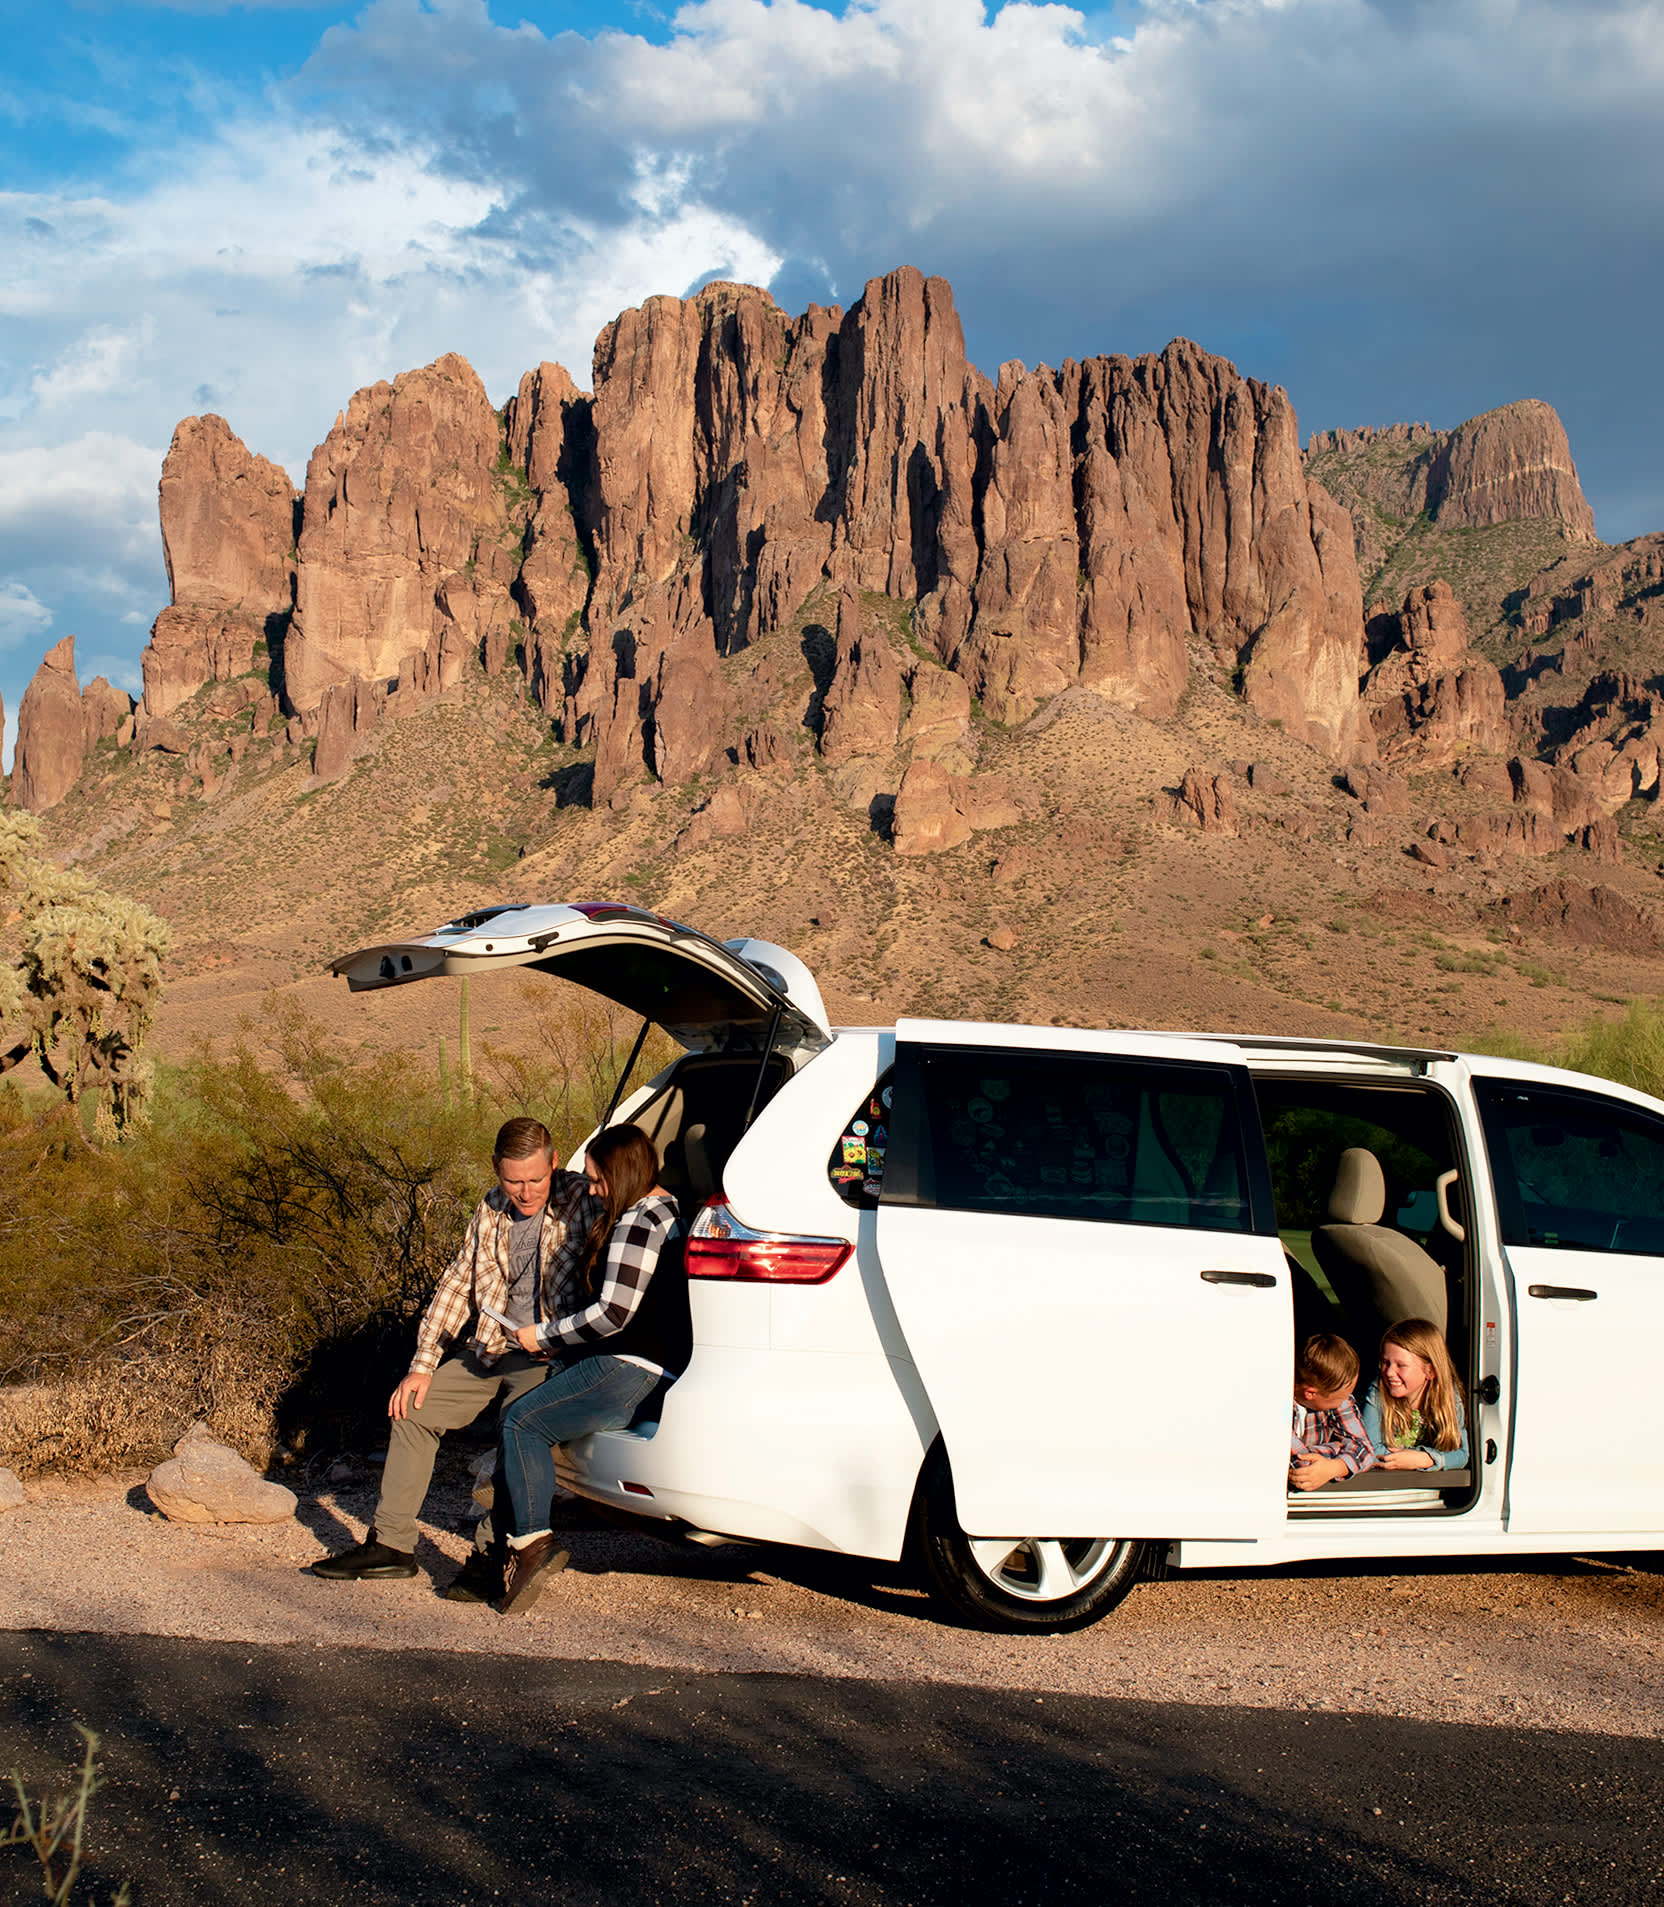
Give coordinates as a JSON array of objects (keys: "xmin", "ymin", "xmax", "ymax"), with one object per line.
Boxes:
[{"xmin": 536, "ymin": 1192, "xmax": 681, "ymax": 1352}]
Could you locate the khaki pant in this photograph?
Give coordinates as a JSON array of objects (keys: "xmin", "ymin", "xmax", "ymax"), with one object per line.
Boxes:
[{"xmin": 373, "ymin": 1348, "xmax": 548, "ymax": 1553}]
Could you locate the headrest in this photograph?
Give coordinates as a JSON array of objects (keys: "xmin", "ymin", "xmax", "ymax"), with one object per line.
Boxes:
[{"xmin": 1328, "ymin": 1147, "xmax": 1386, "ymax": 1225}]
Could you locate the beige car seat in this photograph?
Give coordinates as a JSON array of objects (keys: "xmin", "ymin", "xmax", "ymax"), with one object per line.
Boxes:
[{"xmin": 1311, "ymin": 1147, "xmax": 1449, "ymax": 1344}]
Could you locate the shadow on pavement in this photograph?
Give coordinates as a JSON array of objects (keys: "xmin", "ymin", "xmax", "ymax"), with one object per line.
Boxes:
[{"xmin": 3, "ymin": 1630, "xmax": 1660, "ymax": 1906}]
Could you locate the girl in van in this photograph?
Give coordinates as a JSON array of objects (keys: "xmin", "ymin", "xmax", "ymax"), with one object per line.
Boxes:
[
  {"xmin": 498, "ymin": 1123, "xmax": 691, "ymax": 1614},
  {"xmin": 1360, "ymin": 1318, "xmax": 1469, "ymax": 1471}
]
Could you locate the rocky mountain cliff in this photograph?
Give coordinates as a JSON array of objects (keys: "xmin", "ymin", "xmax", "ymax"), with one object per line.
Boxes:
[
  {"xmin": 9, "ymin": 266, "xmax": 1664, "ymax": 1069},
  {"xmin": 132, "ymin": 270, "xmax": 1372, "ymax": 791}
]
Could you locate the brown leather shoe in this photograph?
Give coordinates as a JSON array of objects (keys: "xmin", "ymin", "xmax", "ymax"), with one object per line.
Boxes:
[{"xmin": 498, "ymin": 1534, "xmax": 569, "ymax": 1614}]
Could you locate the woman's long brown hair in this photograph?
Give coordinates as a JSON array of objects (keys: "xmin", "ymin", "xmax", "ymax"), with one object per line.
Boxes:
[
  {"xmin": 1376, "ymin": 1318, "xmax": 1463, "ymax": 1451},
  {"xmin": 575, "ymin": 1124, "xmax": 662, "ymax": 1298}
]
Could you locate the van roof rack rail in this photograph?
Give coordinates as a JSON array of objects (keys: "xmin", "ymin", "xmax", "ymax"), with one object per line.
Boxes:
[{"xmin": 1207, "ymin": 1034, "xmax": 1458, "ymax": 1069}]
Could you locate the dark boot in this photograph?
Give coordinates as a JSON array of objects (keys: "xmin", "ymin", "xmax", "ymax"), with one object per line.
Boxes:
[
  {"xmin": 439, "ymin": 1548, "xmax": 504, "ymax": 1604},
  {"xmin": 312, "ymin": 1531, "xmax": 418, "ymax": 1580},
  {"xmin": 498, "ymin": 1534, "xmax": 569, "ymax": 1615}
]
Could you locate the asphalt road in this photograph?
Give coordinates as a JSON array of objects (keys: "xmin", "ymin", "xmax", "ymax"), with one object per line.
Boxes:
[{"xmin": 2, "ymin": 1632, "xmax": 1660, "ymax": 1907}]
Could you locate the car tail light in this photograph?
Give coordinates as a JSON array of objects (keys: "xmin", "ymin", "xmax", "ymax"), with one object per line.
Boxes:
[{"xmin": 686, "ymin": 1200, "xmax": 853, "ymax": 1284}]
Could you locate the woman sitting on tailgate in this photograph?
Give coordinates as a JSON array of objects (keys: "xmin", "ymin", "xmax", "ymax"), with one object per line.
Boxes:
[{"xmin": 497, "ymin": 1123, "xmax": 691, "ymax": 1613}]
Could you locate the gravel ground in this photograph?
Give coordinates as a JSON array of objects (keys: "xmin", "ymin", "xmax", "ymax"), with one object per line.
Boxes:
[{"xmin": 4, "ymin": 1456, "xmax": 1662, "ymax": 1738}]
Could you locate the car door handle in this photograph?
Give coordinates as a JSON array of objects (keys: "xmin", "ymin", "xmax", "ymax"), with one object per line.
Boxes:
[
  {"xmin": 1527, "ymin": 1283, "xmax": 1598, "ymax": 1302},
  {"xmin": 1200, "ymin": 1269, "xmax": 1277, "ymax": 1288}
]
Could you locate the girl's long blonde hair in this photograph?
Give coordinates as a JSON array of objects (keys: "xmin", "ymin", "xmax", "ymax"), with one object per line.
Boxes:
[{"xmin": 1376, "ymin": 1318, "xmax": 1463, "ymax": 1451}]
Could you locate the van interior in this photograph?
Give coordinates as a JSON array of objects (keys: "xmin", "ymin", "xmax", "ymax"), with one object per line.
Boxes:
[
  {"xmin": 1254, "ymin": 1075, "xmax": 1479, "ymax": 1517},
  {"xmin": 628, "ymin": 1051, "xmax": 794, "ymax": 1210}
]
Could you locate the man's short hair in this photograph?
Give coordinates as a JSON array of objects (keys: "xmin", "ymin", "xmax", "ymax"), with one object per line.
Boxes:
[
  {"xmin": 494, "ymin": 1117, "xmax": 553, "ymax": 1164},
  {"xmin": 1296, "ymin": 1333, "xmax": 1359, "ymax": 1395}
]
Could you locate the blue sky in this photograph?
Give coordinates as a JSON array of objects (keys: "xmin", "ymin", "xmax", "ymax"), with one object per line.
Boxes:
[{"xmin": 3, "ymin": 0, "xmax": 1663, "ymax": 764}]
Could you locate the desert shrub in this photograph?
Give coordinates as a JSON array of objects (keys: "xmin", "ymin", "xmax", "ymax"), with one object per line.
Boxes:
[
  {"xmin": 1469, "ymin": 998, "xmax": 1664, "ymax": 1100},
  {"xmin": 0, "ymin": 982, "xmax": 678, "ymax": 1473}
]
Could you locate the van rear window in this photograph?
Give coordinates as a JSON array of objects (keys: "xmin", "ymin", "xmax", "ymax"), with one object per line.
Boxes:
[{"xmin": 883, "ymin": 1045, "xmax": 1253, "ymax": 1232}]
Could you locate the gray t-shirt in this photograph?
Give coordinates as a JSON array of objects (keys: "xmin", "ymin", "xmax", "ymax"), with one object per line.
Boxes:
[{"xmin": 503, "ymin": 1207, "xmax": 545, "ymax": 1330}]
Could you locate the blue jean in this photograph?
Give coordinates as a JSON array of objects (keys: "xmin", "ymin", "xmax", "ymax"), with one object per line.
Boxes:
[{"xmin": 500, "ymin": 1356, "xmax": 659, "ymax": 1536}]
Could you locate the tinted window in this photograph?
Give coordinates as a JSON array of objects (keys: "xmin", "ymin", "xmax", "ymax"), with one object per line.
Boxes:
[
  {"xmin": 887, "ymin": 1046, "xmax": 1252, "ymax": 1232},
  {"xmin": 1476, "ymin": 1080, "xmax": 1664, "ymax": 1255}
]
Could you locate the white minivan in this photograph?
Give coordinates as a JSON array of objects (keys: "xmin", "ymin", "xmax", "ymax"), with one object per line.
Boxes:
[{"xmin": 335, "ymin": 900, "xmax": 1664, "ymax": 1632}]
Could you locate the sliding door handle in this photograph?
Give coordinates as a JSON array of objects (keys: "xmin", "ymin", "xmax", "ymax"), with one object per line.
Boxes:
[
  {"xmin": 1200, "ymin": 1269, "xmax": 1277, "ymax": 1288},
  {"xmin": 1527, "ymin": 1283, "xmax": 1598, "ymax": 1302}
]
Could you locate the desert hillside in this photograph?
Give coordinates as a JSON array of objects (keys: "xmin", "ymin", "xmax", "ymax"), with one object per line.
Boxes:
[{"xmin": 8, "ymin": 266, "xmax": 1664, "ymax": 1071}]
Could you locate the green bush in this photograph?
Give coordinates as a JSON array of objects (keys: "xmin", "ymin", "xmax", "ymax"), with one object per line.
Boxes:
[{"xmin": 0, "ymin": 984, "xmax": 675, "ymax": 1473}]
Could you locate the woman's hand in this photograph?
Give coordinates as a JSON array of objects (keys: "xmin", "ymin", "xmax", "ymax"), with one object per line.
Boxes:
[
  {"xmin": 1378, "ymin": 1448, "xmax": 1436, "ymax": 1471},
  {"xmin": 514, "ymin": 1324, "xmax": 543, "ymax": 1354}
]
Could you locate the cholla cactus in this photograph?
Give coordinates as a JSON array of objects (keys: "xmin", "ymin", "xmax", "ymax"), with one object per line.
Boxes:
[{"xmin": 0, "ymin": 810, "xmax": 171, "ymax": 1137}]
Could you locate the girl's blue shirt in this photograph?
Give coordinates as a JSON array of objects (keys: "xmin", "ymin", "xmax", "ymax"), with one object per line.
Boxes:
[{"xmin": 1360, "ymin": 1381, "xmax": 1469, "ymax": 1470}]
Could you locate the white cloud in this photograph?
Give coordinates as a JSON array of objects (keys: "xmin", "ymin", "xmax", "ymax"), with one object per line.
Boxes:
[
  {"xmin": 31, "ymin": 317, "xmax": 158, "ymax": 407},
  {"xmin": 0, "ymin": 433, "xmax": 165, "ymax": 575},
  {"xmin": 5, "ymin": 0, "xmax": 1664, "ymax": 746},
  {"xmin": 0, "ymin": 581, "xmax": 53, "ymax": 655}
]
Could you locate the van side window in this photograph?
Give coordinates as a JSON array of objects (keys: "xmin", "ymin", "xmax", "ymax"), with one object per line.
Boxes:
[
  {"xmin": 888, "ymin": 1046, "xmax": 1252, "ymax": 1232},
  {"xmin": 1475, "ymin": 1080, "xmax": 1664, "ymax": 1255},
  {"xmin": 828, "ymin": 1071, "xmax": 894, "ymax": 1208}
]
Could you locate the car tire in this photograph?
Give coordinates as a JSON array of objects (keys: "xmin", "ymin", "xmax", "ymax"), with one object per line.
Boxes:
[{"xmin": 916, "ymin": 1444, "xmax": 1146, "ymax": 1634}]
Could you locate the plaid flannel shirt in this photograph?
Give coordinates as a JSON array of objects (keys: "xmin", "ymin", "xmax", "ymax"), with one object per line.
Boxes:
[
  {"xmin": 1290, "ymin": 1394, "xmax": 1377, "ymax": 1477},
  {"xmin": 410, "ymin": 1170, "xmax": 599, "ymax": 1376},
  {"xmin": 535, "ymin": 1192, "xmax": 681, "ymax": 1353}
]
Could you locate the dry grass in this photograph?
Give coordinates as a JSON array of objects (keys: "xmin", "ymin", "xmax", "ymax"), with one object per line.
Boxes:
[{"xmin": 0, "ymin": 1342, "xmax": 282, "ymax": 1480}]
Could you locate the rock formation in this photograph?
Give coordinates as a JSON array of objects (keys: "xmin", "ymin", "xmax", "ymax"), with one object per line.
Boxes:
[
  {"xmin": 1169, "ymin": 766, "xmax": 1238, "ymax": 835},
  {"xmin": 1430, "ymin": 401, "xmax": 1597, "ymax": 538},
  {"xmin": 65, "ymin": 267, "xmax": 1649, "ymax": 870},
  {"xmin": 9, "ymin": 636, "xmax": 85, "ymax": 813},
  {"xmin": 81, "ymin": 677, "xmax": 132, "ymax": 755},
  {"xmin": 285, "ymin": 353, "xmax": 517, "ymax": 713},
  {"xmin": 112, "ymin": 268, "xmax": 1379, "ymax": 825},
  {"xmin": 1361, "ymin": 581, "xmax": 1510, "ymax": 764},
  {"xmin": 1308, "ymin": 400, "xmax": 1596, "ymax": 543},
  {"xmin": 144, "ymin": 415, "xmax": 296, "ymax": 719},
  {"xmin": 563, "ymin": 270, "xmax": 1368, "ymax": 792},
  {"xmin": 891, "ymin": 759, "xmax": 1022, "ymax": 857}
]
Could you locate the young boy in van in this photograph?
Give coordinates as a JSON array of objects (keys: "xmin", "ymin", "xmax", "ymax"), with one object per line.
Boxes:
[{"xmin": 1289, "ymin": 1333, "xmax": 1377, "ymax": 1491}]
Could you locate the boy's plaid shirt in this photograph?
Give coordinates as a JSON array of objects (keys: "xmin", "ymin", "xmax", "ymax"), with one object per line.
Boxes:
[
  {"xmin": 411, "ymin": 1171, "xmax": 599, "ymax": 1375},
  {"xmin": 1291, "ymin": 1395, "xmax": 1376, "ymax": 1476}
]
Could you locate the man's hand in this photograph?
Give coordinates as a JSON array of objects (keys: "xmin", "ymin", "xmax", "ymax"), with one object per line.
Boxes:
[
  {"xmin": 1288, "ymin": 1453, "xmax": 1348, "ymax": 1492},
  {"xmin": 1378, "ymin": 1448, "xmax": 1435, "ymax": 1471},
  {"xmin": 388, "ymin": 1373, "xmax": 432, "ymax": 1420},
  {"xmin": 513, "ymin": 1324, "xmax": 543, "ymax": 1354}
]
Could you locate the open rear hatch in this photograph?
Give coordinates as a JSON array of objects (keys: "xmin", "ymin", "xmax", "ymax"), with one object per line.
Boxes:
[{"xmin": 330, "ymin": 900, "xmax": 831, "ymax": 1062}]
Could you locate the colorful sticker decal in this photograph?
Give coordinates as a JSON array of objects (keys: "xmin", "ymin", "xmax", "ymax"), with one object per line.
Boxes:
[
  {"xmin": 831, "ymin": 1165, "xmax": 863, "ymax": 1183},
  {"xmin": 842, "ymin": 1137, "xmax": 868, "ymax": 1165},
  {"xmin": 881, "ymin": 1086, "xmax": 893, "ymax": 1108},
  {"xmin": 851, "ymin": 1120, "xmax": 869, "ymax": 1137}
]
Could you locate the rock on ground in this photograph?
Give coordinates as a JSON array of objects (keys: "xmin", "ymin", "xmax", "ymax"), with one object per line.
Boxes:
[{"xmin": 145, "ymin": 1422, "xmax": 297, "ymax": 1526}]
